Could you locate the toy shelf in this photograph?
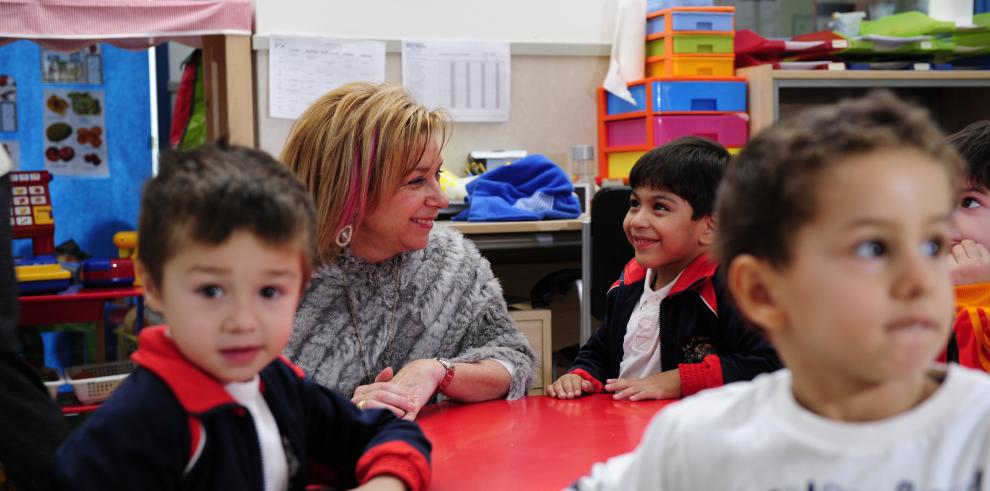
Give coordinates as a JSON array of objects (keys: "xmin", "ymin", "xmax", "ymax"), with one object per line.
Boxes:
[{"xmin": 19, "ymin": 285, "xmax": 143, "ymax": 363}]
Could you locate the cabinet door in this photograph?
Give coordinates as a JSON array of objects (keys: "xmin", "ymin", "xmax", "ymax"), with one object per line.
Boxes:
[{"xmin": 511, "ymin": 309, "xmax": 552, "ymax": 394}]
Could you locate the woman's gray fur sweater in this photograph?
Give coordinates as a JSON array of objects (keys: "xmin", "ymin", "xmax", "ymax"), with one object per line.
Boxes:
[{"xmin": 286, "ymin": 224, "xmax": 536, "ymax": 399}]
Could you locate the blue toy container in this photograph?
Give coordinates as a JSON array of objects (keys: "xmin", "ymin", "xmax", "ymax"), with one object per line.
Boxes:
[
  {"xmin": 651, "ymin": 80, "xmax": 747, "ymax": 112},
  {"xmin": 605, "ymin": 84, "xmax": 647, "ymax": 115},
  {"xmin": 648, "ymin": 10, "xmax": 734, "ymax": 35},
  {"xmin": 647, "ymin": 0, "xmax": 712, "ymax": 14},
  {"xmin": 671, "ymin": 11, "xmax": 733, "ymax": 31}
]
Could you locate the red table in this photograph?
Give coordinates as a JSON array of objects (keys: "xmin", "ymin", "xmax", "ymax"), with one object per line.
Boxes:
[
  {"xmin": 417, "ymin": 394, "xmax": 675, "ymax": 490},
  {"xmin": 19, "ymin": 285, "xmax": 143, "ymax": 362}
]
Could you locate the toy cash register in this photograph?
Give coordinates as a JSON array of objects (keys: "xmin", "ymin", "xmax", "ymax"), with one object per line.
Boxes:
[{"xmin": 10, "ymin": 171, "xmax": 71, "ymax": 293}]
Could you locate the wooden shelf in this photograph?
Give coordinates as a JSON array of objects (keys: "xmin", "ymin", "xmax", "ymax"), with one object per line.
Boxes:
[{"xmin": 738, "ymin": 65, "xmax": 990, "ymax": 136}]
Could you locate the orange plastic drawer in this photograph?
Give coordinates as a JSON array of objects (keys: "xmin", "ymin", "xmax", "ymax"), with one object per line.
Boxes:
[{"xmin": 646, "ymin": 55, "xmax": 734, "ymax": 77}]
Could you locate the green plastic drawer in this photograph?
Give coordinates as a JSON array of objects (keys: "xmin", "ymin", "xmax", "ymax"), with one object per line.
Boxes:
[{"xmin": 673, "ymin": 34, "xmax": 733, "ymax": 54}]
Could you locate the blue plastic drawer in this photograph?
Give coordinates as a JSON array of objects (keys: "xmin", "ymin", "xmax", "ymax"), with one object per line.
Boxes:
[
  {"xmin": 651, "ymin": 80, "xmax": 747, "ymax": 112},
  {"xmin": 647, "ymin": 15, "xmax": 666, "ymax": 35},
  {"xmin": 647, "ymin": 0, "xmax": 712, "ymax": 14},
  {"xmin": 672, "ymin": 12, "xmax": 733, "ymax": 32},
  {"xmin": 605, "ymin": 83, "xmax": 647, "ymax": 115}
]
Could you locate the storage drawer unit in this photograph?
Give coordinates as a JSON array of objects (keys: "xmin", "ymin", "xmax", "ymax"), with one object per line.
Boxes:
[
  {"xmin": 647, "ymin": 0, "xmax": 713, "ymax": 14},
  {"xmin": 651, "ymin": 79, "xmax": 746, "ymax": 112},
  {"xmin": 605, "ymin": 118, "xmax": 648, "ymax": 147},
  {"xmin": 646, "ymin": 55, "xmax": 735, "ymax": 77},
  {"xmin": 646, "ymin": 7, "xmax": 734, "ymax": 35},
  {"xmin": 646, "ymin": 33, "xmax": 734, "ymax": 57},
  {"xmin": 652, "ymin": 114, "xmax": 748, "ymax": 147},
  {"xmin": 604, "ymin": 150, "xmax": 647, "ymax": 181},
  {"xmin": 606, "ymin": 78, "xmax": 746, "ymax": 115}
]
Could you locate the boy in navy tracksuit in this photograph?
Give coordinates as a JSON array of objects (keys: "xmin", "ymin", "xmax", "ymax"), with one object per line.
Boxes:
[
  {"xmin": 547, "ymin": 137, "xmax": 780, "ymax": 400},
  {"xmin": 56, "ymin": 143, "xmax": 430, "ymax": 491}
]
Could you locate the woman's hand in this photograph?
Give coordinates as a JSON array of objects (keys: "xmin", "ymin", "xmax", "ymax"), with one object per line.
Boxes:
[
  {"xmin": 350, "ymin": 359, "xmax": 445, "ymax": 420},
  {"xmin": 350, "ymin": 367, "xmax": 418, "ymax": 419},
  {"xmin": 545, "ymin": 373, "xmax": 594, "ymax": 399},
  {"xmin": 605, "ymin": 369, "xmax": 681, "ymax": 401}
]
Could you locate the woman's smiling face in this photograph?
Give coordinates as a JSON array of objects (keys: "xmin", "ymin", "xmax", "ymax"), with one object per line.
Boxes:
[{"xmin": 350, "ymin": 137, "xmax": 449, "ymax": 263}]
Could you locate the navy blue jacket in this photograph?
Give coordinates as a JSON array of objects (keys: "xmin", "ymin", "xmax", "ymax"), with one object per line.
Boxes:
[
  {"xmin": 55, "ymin": 326, "xmax": 431, "ymax": 491},
  {"xmin": 568, "ymin": 254, "xmax": 781, "ymax": 395}
]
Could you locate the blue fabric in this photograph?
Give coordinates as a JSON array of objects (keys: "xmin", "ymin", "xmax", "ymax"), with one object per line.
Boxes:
[
  {"xmin": 453, "ymin": 154, "xmax": 581, "ymax": 222},
  {"xmin": 0, "ymin": 41, "xmax": 151, "ymax": 259}
]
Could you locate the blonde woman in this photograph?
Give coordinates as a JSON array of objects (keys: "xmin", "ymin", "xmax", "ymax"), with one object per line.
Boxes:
[{"xmin": 282, "ymin": 82, "xmax": 536, "ymax": 420}]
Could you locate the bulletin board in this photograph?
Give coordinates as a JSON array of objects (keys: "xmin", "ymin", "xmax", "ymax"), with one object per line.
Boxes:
[{"xmin": 0, "ymin": 41, "xmax": 151, "ymax": 259}]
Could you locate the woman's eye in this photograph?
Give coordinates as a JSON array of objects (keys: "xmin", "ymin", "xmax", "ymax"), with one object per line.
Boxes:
[
  {"xmin": 854, "ymin": 240, "xmax": 886, "ymax": 258},
  {"xmin": 260, "ymin": 286, "xmax": 280, "ymax": 299},
  {"xmin": 962, "ymin": 197, "xmax": 981, "ymax": 209},
  {"xmin": 435, "ymin": 170, "xmax": 443, "ymax": 181},
  {"xmin": 199, "ymin": 285, "xmax": 223, "ymax": 298}
]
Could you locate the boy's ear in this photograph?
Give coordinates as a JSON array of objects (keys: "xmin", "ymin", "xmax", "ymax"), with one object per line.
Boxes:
[
  {"xmin": 135, "ymin": 260, "xmax": 163, "ymax": 313},
  {"xmin": 698, "ymin": 214, "xmax": 716, "ymax": 246},
  {"xmin": 727, "ymin": 255, "xmax": 787, "ymax": 334}
]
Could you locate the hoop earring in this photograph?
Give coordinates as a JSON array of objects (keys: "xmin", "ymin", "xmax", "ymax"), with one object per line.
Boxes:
[{"xmin": 335, "ymin": 224, "xmax": 353, "ymax": 248}]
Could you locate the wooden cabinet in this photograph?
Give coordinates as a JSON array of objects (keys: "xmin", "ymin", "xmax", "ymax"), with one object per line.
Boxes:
[
  {"xmin": 511, "ymin": 309, "xmax": 552, "ymax": 395},
  {"xmin": 739, "ymin": 65, "xmax": 990, "ymax": 137}
]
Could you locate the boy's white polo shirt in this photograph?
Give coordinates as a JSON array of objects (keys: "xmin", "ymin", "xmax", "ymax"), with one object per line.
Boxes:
[
  {"xmin": 225, "ymin": 376, "xmax": 289, "ymax": 491},
  {"xmin": 619, "ymin": 268, "xmax": 681, "ymax": 379}
]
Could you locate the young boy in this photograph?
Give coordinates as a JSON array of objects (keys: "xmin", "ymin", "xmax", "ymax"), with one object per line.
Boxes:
[
  {"xmin": 945, "ymin": 121, "xmax": 990, "ymax": 371},
  {"xmin": 55, "ymin": 143, "xmax": 430, "ymax": 491},
  {"xmin": 546, "ymin": 137, "xmax": 780, "ymax": 401},
  {"xmin": 573, "ymin": 91, "xmax": 990, "ymax": 489}
]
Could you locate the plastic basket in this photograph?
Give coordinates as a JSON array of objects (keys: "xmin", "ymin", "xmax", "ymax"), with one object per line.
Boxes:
[{"xmin": 65, "ymin": 361, "xmax": 134, "ymax": 404}]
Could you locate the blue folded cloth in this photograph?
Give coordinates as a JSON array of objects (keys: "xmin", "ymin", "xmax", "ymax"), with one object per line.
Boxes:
[{"xmin": 453, "ymin": 154, "xmax": 581, "ymax": 222}]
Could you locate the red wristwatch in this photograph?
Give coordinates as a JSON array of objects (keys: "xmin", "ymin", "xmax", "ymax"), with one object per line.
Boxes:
[{"xmin": 436, "ymin": 357, "xmax": 455, "ymax": 394}]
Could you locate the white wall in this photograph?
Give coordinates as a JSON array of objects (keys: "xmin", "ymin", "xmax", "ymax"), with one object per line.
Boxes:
[
  {"xmin": 253, "ymin": 0, "xmax": 616, "ymax": 176},
  {"xmin": 255, "ymin": 0, "xmax": 617, "ymax": 46}
]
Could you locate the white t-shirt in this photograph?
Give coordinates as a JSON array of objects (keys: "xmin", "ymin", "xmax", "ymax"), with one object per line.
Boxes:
[
  {"xmin": 225, "ymin": 377, "xmax": 289, "ymax": 491},
  {"xmin": 618, "ymin": 268, "xmax": 679, "ymax": 379},
  {"xmin": 575, "ymin": 364, "xmax": 990, "ymax": 490}
]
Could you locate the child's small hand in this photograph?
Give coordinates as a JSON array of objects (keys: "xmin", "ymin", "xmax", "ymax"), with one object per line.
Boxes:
[
  {"xmin": 949, "ymin": 240, "xmax": 990, "ymax": 286},
  {"xmin": 352, "ymin": 475, "xmax": 405, "ymax": 491},
  {"xmin": 546, "ymin": 373, "xmax": 593, "ymax": 399},
  {"xmin": 606, "ymin": 370, "xmax": 681, "ymax": 401}
]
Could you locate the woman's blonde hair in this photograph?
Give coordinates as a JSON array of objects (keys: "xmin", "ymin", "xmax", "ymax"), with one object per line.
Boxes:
[{"xmin": 280, "ymin": 82, "xmax": 448, "ymax": 264}]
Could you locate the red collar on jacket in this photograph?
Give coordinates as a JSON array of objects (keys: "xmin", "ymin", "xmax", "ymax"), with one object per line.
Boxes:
[
  {"xmin": 608, "ymin": 252, "xmax": 718, "ymax": 315},
  {"xmin": 130, "ymin": 325, "xmax": 306, "ymax": 414}
]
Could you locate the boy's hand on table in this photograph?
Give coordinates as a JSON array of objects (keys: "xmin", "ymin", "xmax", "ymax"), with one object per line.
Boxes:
[
  {"xmin": 950, "ymin": 240, "xmax": 990, "ymax": 286},
  {"xmin": 606, "ymin": 370, "xmax": 681, "ymax": 401},
  {"xmin": 352, "ymin": 475, "xmax": 406, "ymax": 491},
  {"xmin": 546, "ymin": 373, "xmax": 593, "ymax": 399}
]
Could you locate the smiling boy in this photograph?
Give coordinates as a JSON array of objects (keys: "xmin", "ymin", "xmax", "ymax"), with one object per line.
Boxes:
[{"xmin": 547, "ymin": 137, "xmax": 780, "ymax": 400}]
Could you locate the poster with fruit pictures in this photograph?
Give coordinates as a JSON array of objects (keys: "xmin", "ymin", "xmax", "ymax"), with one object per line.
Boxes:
[{"xmin": 42, "ymin": 89, "xmax": 107, "ymax": 177}]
